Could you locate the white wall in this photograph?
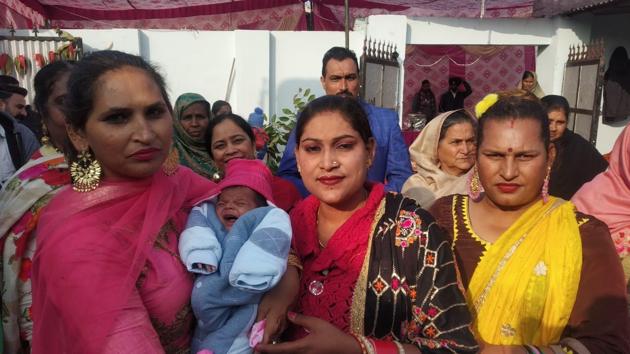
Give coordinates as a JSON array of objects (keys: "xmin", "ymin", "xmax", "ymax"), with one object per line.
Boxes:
[
  {"xmin": 0, "ymin": 18, "xmax": 569, "ymax": 122},
  {"xmin": 0, "ymin": 28, "xmax": 366, "ymax": 119},
  {"xmin": 535, "ymin": 15, "xmax": 592, "ymax": 96},
  {"xmin": 406, "ymin": 17, "xmax": 553, "ymax": 45},
  {"xmin": 234, "ymin": 30, "xmax": 269, "ymax": 116},
  {"xmin": 69, "ymin": 28, "xmax": 142, "ymax": 55},
  {"xmin": 270, "ymin": 31, "xmax": 364, "ymax": 116},
  {"xmin": 4, "ymin": 14, "xmax": 625, "ymax": 150},
  {"xmin": 139, "ymin": 30, "xmax": 235, "ymax": 112}
]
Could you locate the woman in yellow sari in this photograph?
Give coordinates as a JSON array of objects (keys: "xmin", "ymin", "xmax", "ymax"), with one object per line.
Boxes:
[{"xmin": 430, "ymin": 92, "xmax": 630, "ymax": 353}]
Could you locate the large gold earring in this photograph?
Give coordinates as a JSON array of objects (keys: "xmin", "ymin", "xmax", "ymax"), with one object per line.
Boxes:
[
  {"xmin": 467, "ymin": 166, "xmax": 483, "ymax": 201},
  {"xmin": 41, "ymin": 123, "xmax": 50, "ymax": 146},
  {"xmin": 41, "ymin": 122, "xmax": 63, "ymax": 153},
  {"xmin": 70, "ymin": 149, "xmax": 102, "ymax": 192},
  {"xmin": 162, "ymin": 147, "xmax": 180, "ymax": 176}
]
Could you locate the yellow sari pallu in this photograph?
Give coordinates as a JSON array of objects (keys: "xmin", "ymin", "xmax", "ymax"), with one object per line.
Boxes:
[{"xmin": 467, "ymin": 197, "xmax": 582, "ymax": 346}]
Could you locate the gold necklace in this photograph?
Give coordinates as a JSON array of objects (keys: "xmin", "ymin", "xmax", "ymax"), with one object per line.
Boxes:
[{"xmin": 317, "ymin": 208, "xmax": 328, "ymax": 248}]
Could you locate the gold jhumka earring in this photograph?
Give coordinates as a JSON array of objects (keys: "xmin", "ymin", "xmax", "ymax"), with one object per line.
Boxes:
[
  {"xmin": 467, "ymin": 166, "xmax": 484, "ymax": 201},
  {"xmin": 70, "ymin": 149, "xmax": 102, "ymax": 192},
  {"xmin": 40, "ymin": 123, "xmax": 51, "ymax": 146}
]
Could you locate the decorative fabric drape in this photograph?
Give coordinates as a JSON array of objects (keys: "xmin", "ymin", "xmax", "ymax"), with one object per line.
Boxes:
[
  {"xmin": 403, "ymin": 45, "xmax": 536, "ymax": 122},
  {"xmin": 5, "ymin": 1, "xmax": 534, "ymax": 30}
]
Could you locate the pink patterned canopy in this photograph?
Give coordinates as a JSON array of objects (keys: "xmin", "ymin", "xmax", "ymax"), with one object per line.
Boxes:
[
  {"xmin": 402, "ymin": 44, "xmax": 536, "ymax": 124},
  {"xmin": 3, "ymin": 0, "xmax": 534, "ymax": 30}
]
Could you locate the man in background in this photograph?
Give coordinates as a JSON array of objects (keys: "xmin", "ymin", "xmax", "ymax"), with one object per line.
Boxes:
[
  {"xmin": 0, "ymin": 75, "xmax": 27, "ymax": 119},
  {"xmin": 439, "ymin": 76, "xmax": 472, "ymax": 112},
  {"xmin": 0, "ymin": 75, "xmax": 42, "ymax": 138},
  {"xmin": 277, "ymin": 46, "xmax": 412, "ymax": 196},
  {"xmin": 413, "ymin": 79, "xmax": 437, "ymax": 122},
  {"xmin": 0, "ymin": 90, "xmax": 39, "ymax": 187}
]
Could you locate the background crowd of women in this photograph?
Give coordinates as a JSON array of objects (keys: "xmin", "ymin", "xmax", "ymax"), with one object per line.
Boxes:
[{"xmin": 0, "ymin": 50, "xmax": 628, "ymax": 353}]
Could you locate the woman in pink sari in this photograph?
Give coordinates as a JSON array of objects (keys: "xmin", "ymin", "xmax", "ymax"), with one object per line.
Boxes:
[{"xmin": 31, "ymin": 51, "xmax": 215, "ymax": 353}]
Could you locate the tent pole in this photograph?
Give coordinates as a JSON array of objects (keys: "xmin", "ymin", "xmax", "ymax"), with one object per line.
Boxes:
[{"xmin": 344, "ymin": 0, "xmax": 349, "ymax": 49}]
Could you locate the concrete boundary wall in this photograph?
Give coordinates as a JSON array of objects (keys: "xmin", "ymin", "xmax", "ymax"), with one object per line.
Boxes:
[{"xmin": 3, "ymin": 13, "xmax": 626, "ymax": 151}]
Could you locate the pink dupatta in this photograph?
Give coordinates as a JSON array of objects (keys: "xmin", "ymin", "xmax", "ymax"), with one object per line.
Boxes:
[
  {"xmin": 573, "ymin": 125, "xmax": 630, "ymax": 257},
  {"xmin": 31, "ymin": 167, "xmax": 215, "ymax": 353}
]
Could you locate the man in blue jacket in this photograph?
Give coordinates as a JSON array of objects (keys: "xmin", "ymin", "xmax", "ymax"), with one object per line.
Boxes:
[{"xmin": 277, "ymin": 46, "xmax": 412, "ymax": 196}]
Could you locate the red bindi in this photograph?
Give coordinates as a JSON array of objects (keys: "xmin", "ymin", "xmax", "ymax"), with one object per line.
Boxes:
[{"xmin": 508, "ymin": 147, "xmax": 513, "ymax": 153}]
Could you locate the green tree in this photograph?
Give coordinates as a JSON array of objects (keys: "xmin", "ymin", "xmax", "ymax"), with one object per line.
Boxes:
[{"xmin": 263, "ymin": 88, "xmax": 316, "ymax": 172}]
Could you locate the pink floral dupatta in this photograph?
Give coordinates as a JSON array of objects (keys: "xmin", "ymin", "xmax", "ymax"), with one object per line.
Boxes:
[{"xmin": 31, "ymin": 167, "xmax": 215, "ymax": 354}]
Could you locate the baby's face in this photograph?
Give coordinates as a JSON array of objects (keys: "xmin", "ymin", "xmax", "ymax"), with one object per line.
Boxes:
[{"xmin": 216, "ymin": 186, "xmax": 259, "ymax": 230}]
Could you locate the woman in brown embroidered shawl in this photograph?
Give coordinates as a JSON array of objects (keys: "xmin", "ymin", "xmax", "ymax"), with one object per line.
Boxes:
[
  {"xmin": 429, "ymin": 93, "xmax": 630, "ymax": 353},
  {"xmin": 256, "ymin": 95, "xmax": 477, "ymax": 353}
]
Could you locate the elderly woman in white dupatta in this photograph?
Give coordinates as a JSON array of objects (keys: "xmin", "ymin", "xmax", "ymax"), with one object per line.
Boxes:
[{"xmin": 402, "ymin": 109, "xmax": 477, "ymax": 208}]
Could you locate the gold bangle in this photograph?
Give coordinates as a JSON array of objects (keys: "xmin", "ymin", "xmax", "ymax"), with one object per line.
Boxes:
[
  {"xmin": 350, "ymin": 333, "xmax": 368, "ymax": 354},
  {"xmin": 363, "ymin": 337, "xmax": 376, "ymax": 354},
  {"xmin": 350, "ymin": 333, "xmax": 375, "ymax": 354},
  {"xmin": 287, "ymin": 253, "xmax": 303, "ymax": 270},
  {"xmin": 394, "ymin": 341, "xmax": 405, "ymax": 354}
]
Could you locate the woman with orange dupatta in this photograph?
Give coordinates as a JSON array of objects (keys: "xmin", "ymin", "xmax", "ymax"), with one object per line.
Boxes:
[
  {"xmin": 430, "ymin": 92, "xmax": 630, "ymax": 353},
  {"xmin": 31, "ymin": 51, "xmax": 216, "ymax": 353}
]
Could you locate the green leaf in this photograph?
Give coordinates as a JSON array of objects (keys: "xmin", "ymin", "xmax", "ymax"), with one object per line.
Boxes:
[{"xmin": 262, "ymin": 87, "xmax": 309, "ymax": 172}]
